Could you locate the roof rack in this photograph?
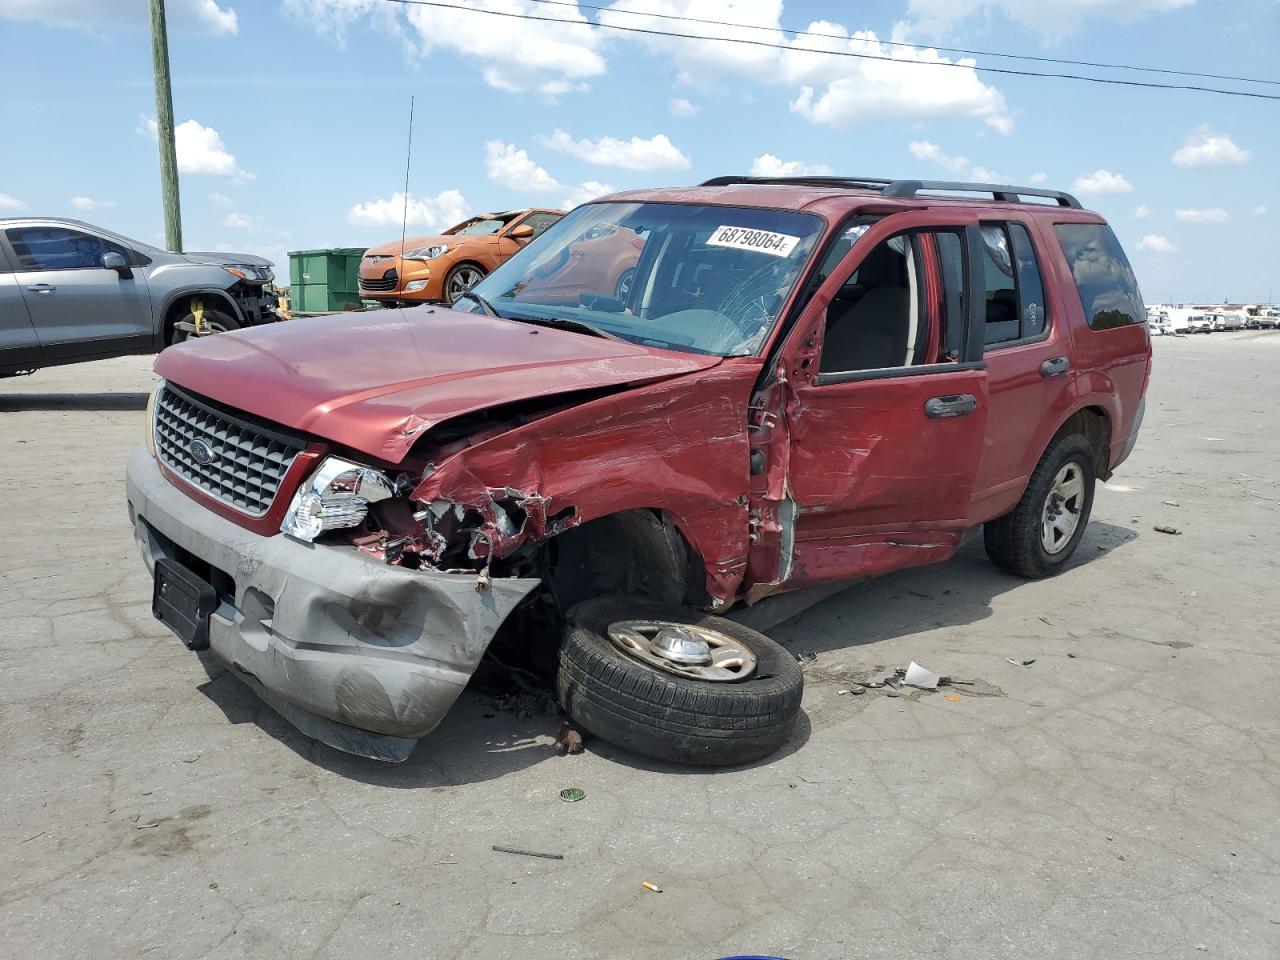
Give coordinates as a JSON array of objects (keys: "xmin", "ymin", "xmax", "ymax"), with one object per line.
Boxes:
[{"xmin": 700, "ymin": 175, "xmax": 1082, "ymax": 209}]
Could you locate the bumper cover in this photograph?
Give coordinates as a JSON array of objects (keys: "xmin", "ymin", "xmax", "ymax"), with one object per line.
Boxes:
[{"xmin": 125, "ymin": 446, "xmax": 539, "ymax": 761}]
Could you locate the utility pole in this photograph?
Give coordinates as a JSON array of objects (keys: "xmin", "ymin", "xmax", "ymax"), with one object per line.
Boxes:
[{"xmin": 149, "ymin": 0, "xmax": 182, "ymax": 252}]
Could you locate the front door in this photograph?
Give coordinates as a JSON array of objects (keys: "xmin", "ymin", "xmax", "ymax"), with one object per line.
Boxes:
[
  {"xmin": 750, "ymin": 213, "xmax": 990, "ymax": 592},
  {"xmin": 0, "ymin": 246, "xmax": 41, "ymax": 369},
  {"xmin": 3, "ymin": 224, "xmax": 152, "ymax": 355}
]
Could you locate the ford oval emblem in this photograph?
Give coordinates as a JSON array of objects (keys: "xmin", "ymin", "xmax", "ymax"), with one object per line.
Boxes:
[{"xmin": 189, "ymin": 439, "xmax": 216, "ymax": 466}]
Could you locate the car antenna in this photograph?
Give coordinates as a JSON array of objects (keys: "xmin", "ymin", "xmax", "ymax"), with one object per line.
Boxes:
[{"xmin": 399, "ymin": 96, "xmax": 415, "ymax": 257}]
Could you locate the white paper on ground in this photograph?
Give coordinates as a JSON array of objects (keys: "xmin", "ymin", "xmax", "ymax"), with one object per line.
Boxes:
[{"xmin": 903, "ymin": 661, "xmax": 940, "ymax": 690}]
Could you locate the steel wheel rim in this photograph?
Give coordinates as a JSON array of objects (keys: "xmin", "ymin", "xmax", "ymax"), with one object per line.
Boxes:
[
  {"xmin": 447, "ymin": 267, "xmax": 483, "ymax": 302},
  {"xmin": 1041, "ymin": 462, "xmax": 1084, "ymax": 555},
  {"xmin": 606, "ymin": 619, "xmax": 757, "ymax": 682}
]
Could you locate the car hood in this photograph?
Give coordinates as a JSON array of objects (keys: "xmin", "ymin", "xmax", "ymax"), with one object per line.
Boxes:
[
  {"xmin": 154, "ymin": 306, "xmax": 722, "ymax": 463},
  {"xmin": 182, "ymin": 251, "xmax": 274, "ymax": 268},
  {"xmin": 364, "ymin": 234, "xmax": 477, "ymax": 257}
]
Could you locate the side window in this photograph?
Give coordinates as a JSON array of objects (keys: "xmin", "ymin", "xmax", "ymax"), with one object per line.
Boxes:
[
  {"xmin": 523, "ymin": 213, "xmax": 562, "ymax": 237},
  {"xmin": 818, "ymin": 230, "xmax": 963, "ymax": 375},
  {"xmin": 1008, "ymin": 223, "xmax": 1048, "ymax": 339},
  {"xmin": 1053, "ymin": 223, "xmax": 1145, "ymax": 330},
  {"xmin": 979, "ymin": 224, "xmax": 1019, "ymax": 347},
  {"xmin": 6, "ymin": 227, "xmax": 125, "ymax": 271}
]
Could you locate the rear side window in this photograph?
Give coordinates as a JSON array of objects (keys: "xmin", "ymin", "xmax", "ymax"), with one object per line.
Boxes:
[{"xmin": 1054, "ymin": 223, "xmax": 1145, "ymax": 330}]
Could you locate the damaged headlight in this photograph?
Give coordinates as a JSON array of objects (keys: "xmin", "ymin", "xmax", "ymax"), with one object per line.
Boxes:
[
  {"xmin": 401, "ymin": 244, "xmax": 448, "ymax": 261},
  {"xmin": 144, "ymin": 379, "xmax": 165, "ymax": 458},
  {"xmin": 281, "ymin": 457, "xmax": 396, "ymax": 543}
]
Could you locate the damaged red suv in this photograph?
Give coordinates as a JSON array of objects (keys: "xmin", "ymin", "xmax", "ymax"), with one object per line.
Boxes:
[{"xmin": 127, "ymin": 176, "xmax": 1150, "ymax": 765}]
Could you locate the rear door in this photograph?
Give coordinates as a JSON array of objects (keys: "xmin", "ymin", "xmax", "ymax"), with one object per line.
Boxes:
[
  {"xmin": 750, "ymin": 212, "xmax": 989, "ymax": 590},
  {"xmin": 2, "ymin": 224, "xmax": 152, "ymax": 356},
  {"xmin": 0, "ymin": 243, "xmax": 41, "ymax": 370}
]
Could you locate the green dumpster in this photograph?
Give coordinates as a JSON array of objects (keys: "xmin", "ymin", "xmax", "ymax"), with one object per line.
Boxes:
[{"xmin": 288, "ymin": 247, "xmax": 367, "ymax": 312}]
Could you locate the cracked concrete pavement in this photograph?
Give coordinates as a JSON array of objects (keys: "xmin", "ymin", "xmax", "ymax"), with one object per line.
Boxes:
[{"xmin": 1, "ymin": 332, "xmax": 1278, "ymax": 959}]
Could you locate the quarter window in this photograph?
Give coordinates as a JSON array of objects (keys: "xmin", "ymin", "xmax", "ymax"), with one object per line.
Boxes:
[
  {"xmin": 978, "ymin": 222, "xmax": 1051, "ymax": 347},
  {"xmin": 6, "ymin": 227, "xmax": 128, "ymax": 271},
  {"xmin": 1053, "ymin": 223, "xmax": 1145, "ymax": 330}
]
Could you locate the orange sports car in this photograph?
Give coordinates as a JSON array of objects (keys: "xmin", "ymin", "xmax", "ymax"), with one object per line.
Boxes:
[{"xmin": 358, "ymin": 208, "xmax": 564, "ymax": 306}]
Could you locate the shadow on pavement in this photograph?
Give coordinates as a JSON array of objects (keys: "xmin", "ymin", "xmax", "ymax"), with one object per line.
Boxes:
[{"xmin": 0, "ymin": 392, "xmax": 149, "ymax": 411}]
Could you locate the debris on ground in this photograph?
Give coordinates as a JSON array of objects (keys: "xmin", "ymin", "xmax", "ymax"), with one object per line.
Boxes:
[
  {"xmin": 902, "ymin": 661, "xmax": 941, "ymax": 690},
  {"xmin": 1162, "ymin": 500, "xmax": 1181, "ymax": 507},
  {"xmin": 559, "ymin": 788, "xmax": 585, "ymax": 803},
  {"xmin": 1154, "ymin": 525, "xmax": 1182, "ymax": 535},
  {"xmin": 797, "ymin": 651, "xmax": 818, "ymax": 664},
  {"xmin": 1007, "ymin": 658, "xmax": 1036, "ymax": 668},
  {"xmin": 641, "ymin": 881, "xmax": 663, "ymax": 893},
  {"xmin": 554, "ymin": 723, "xmax": 584, "ymax": 755},
  {"xmin": 943, "ymin": 694, "xmax": 962, "ymax": 702},
  {"xmin": 493, "ymin": 845, "xmax": 565, "ymax": 860},
  {"xmin": 487, "ymin": 688, "xmax": 559, "ymax": 720}
]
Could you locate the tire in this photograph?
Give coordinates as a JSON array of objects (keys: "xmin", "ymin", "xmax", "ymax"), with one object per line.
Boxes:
[
  {"xmin": 171, "ymin": 307, "xmax": 239, "ymax": 345},
  {"xmin": 557, "ymin": 597, "xmax": 804, "ymax": 767},
  {"xmin": 984, "ymin": 433, "xmax": 1096, "ymax": 579},
  {"xmin": 614, "ymin": 267, "xmax": 636, "ymax": 303},
  {"xmin": 443, "ymin": 263, "xmax": 485, "ymax": 306}
]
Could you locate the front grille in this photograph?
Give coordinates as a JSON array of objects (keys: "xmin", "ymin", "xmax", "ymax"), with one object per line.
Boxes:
[
  {"xmin": 358, "ymin": 267, "xmax": 398, "ymax": 292},
  {"xmin": 155, "ymin": 385, "xmax": 306, "ymax": 517}
]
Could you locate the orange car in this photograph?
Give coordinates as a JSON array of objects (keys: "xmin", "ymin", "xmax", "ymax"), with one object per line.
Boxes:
[{"xmin": 358, "ymin": 209, "xmax": 564, "ymax": 306}]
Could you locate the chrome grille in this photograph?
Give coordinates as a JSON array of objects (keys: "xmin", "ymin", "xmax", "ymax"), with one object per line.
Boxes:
[
  {"xmin": 358, "ymin": 268, "xmax": 398, "ymax": 292},
  {"xmin": 155, "ymin": 385, "xmax": 306, "ymax": 517}
]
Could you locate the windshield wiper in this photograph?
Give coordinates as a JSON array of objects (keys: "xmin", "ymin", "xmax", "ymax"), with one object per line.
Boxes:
[
  {"xmin": 456, "ymin": 290, "xmax": 501, "ymax": 318},
  {"xmin": 505, "ymin": 314, "xmax": 622, "ymax": 342}
]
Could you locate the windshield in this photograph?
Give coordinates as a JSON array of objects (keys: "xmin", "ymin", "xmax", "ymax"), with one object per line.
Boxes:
[
  {"xmin": 456, "ymin": 201, "xmax": 825, "ymax": 356},
  {"xmin": 446, "ymin": 216, "xmax": 509, "ymax": 237}
]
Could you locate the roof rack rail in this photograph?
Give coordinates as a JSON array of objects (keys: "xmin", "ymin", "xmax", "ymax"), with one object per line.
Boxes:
[
  {"xmin": 700, "ymin": 175, "xmax": 1082, "ymax": 209},
  {"xmin": 882, "ymin": 179, "xmax": 1082, "ymax": 208}
]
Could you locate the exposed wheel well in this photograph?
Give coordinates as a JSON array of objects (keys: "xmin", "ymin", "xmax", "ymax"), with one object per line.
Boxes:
[
  {"xmin": 162, "ymin": 292, "xmax": 239, "ymax": 346},
  {"xmin": 1055, "ymin": 406, "xmax": 1111, "ymax": 480}
]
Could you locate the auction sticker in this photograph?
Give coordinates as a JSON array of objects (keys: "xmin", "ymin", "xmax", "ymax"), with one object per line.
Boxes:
[{"xmin": 707, "ymin": 225, "xmax": 800, "ymax": 258}]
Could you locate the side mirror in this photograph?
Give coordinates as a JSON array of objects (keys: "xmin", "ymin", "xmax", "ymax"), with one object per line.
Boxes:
[
  {"xmin": 101, "ymin": 251, "xmax": 131, "ymax": 275},
  {"xmin": 508, "ymin": 224, "xmax": 535, "ymax": 240}
]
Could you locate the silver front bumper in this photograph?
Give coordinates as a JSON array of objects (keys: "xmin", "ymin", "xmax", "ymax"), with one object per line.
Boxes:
[{"xmin": 125, "ymin": 446, "xmax": 540, "ymax": 761}]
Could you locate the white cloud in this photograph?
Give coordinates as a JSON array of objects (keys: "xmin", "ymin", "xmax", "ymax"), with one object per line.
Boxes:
[
  {"xmin": 221, "ymin": 211, "xmax": 265, "ymax": 230},
  {"xmin": 0, "ymin": 0, "xmax": 237, "ymax": 34},
  {"xmin": 968, "ymin": 165, "xmax": 1005, "ymax": 182},
  {"xmin": 1026, "ymin": 171, "xmax": 1047, "ymax": 184},
  {"xmin": 669, "ymin": 97, "xmax": 698, "ymax": 118},
  {"xmin": 1071, "ymin": 169, "xmax": 1133, "ymax": 194},
  {"xmin": 1253, "ymin": 205, "xmax": 1268, "ymax": 217},
  {"xmin": 908, "ymin": 140, "xmax": 968, "ymax": 173},
  {"xmin": 1172, "ymin": 124, "xmax": 1250, "ymax": 167},
  {"xmin": 347, "ymin": 190, "xmax": 470, "ymax": 232},
  {"xmin": 209, "ymin": 192, "xmax": 233, "ymax": 206},
  {"xmin": 561, "ymin": 180, "xmax": 616, "ymax": 209},
  {"xmin": 1175, "ymin": 207, "xmax": 1229, "ymax": 223},
  {"xmin": 138, "ymin": 116, "xmax": 253, "ymax": 182},
  {"xmin": 0, "ymin": 192, "xmax": 28, "ymax": 210},
  {"xmin": 1134, "ymin": 204, "xmax": 1152, "ymax": 220},
  {"xmin": 484, "ymin": 140, "xmax": 560, "ymax": 193},
  {"xmin": 545, "ymin": 129, "xmax": 691, "ymax": 171},
  {"xmin": 903, "ymin": 0, "xmax": 1192, "ymax": 41},
  {"xmin": 1137, "ymin": 234, "xmax": 1176, "ymax": 253},
  {"xmin": 750, "ymin": 153, "xmax": 832, "ymax": 177},
  {"xmin": 69, "ymin": 196, "xmax": 115, "ymax": 211}
]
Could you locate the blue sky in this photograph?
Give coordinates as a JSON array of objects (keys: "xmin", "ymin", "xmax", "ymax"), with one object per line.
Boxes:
[{"xmin": 0, "ymin": 0, "xmax": 1276, "ymax": 302}]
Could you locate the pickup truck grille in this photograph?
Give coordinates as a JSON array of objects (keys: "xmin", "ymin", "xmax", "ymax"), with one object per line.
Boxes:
[
  {"xmin": 358, "ymin": 268, "xmax": 398, "ymax": 292},
  {"xmin": 154, "ymin": 384, "xmax": 306, "ymax": 517}
]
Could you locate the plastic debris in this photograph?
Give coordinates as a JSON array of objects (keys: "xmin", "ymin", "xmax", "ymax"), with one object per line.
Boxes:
[
  {"xmin": 641, "ymin": 881, "xmax": 663, "ymax": 893},
  {"xmin": 836, "ymin": 689, "xmax": 850, "ymax": 695},
  {"xmin": 1154, "ymin": 525, "xmax": 1181, "ymax": 535},
  {"xmin": 493, "ymin": 845, "xmax": 565, "ymax": 860},
  {"xmin": 1006, "ymin": 658, "xmax": 1036, "ymax": 667},
  {"xmin": 943, "ymin": 694, "xmax": 962, "ymax": 702},
  {"xmin": 797, "ymin": 651, "xmax": 817, "ymax": 664},
  {"xmin": 559, "ymin": 788, "xmax": 586, "ymax": 803},
  {"xmin": 902, "ymin": 661, "xmax": 941, "ymax": 690}
]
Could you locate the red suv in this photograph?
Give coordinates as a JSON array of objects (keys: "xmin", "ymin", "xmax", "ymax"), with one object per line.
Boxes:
[{"xmin": 127, "ymin": 176, "xmax": 1150, "ymax": 766}]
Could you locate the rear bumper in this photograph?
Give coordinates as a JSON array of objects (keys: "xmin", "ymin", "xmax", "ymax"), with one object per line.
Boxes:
[{"xmin": 125, "ymin": 446, "xmax": 539, "ymax": 761}]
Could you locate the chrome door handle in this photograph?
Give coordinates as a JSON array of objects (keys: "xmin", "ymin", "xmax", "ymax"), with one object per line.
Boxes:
[
  {"xmin": 26, "ymin": 284, "xmax": 56, "ymax": 294},
  {"xmin": 1040, "ymin": 356, "xmax": 1069, "ymax": 378},
  {"xmin": 924, "ymin": 394, "xmax": 977, "ymax": 419}
]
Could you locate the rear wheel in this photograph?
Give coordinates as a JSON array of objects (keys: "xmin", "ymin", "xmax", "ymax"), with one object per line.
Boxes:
[
  {"xmin": 170, "ymin": 307, "xmax": 239, "ymax": 345},
  {"xmin": 557, "ymin": 597, "xmax": 804, "ymax": 766},
  {"xmin": 984, "ymin": 433, "xmax": 1096, "ymax": 578},
  {"xmin": 444, "ymin": 263, "xmax": 485, "ymax": 305}
]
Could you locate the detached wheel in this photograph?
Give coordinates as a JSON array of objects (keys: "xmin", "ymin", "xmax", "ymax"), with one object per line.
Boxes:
[
  {"xmin": 171, "ymin": 307, "xmax": 239, "ymax": 344},
  {"xmin": 557, "ymin": 597, "xmax": 804, "ymax": 767},
  {"xmin": 984, "ymin": 433, "xmax": 1096, "ymax": 578},
  {"xmin": 443, "ymin": 263, "xmax": 485, "ymax": 305}
]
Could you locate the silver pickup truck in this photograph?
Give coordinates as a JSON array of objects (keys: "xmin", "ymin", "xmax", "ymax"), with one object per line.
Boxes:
[{"xmin": 1, "ymin": 217, "xmax": 279, "ymax": 377}]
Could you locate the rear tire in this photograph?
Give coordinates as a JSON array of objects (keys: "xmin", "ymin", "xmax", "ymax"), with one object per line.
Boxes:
[
  {"xmin": 557, "ymin": 597, "xmax": 804, "ymax": 767},
  {"xmin": 984, "ymin": 433, "xmax": 1096, "ymax": 579}
]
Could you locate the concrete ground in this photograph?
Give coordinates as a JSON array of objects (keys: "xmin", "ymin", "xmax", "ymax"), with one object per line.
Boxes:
[{"xmin": 1, "ymin": 331, "xmax": 1277, "ymax": 960}]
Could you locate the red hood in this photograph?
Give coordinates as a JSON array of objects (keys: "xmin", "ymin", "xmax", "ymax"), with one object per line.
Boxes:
[{"xmin": 154, "ymin": 307, "xmax": 721, "ymax": 463}]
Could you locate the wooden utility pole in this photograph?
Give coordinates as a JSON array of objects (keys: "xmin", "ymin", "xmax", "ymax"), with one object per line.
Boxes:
[{"xmin": 149, "ymin": 0, "xmax": 183, "ymax": 252}]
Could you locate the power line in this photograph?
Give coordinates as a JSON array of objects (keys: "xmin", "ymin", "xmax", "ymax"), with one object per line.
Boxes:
[
  {"xmin": 525, "ymin": 0, "xmax": 1280, "ymax": 88},
  {"xmin": 379, "ymin": 0, "xmax": 1280, "ymax": 102}
]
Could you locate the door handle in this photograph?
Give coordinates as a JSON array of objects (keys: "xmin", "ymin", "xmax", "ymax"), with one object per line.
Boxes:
[
  {"xmin": 924, "ymin": 394, "xmax": 977, "ymax": 419},
  {"xmin": 1040, "ymin": 356, "xmax": 1069, "ymax": 378},
  {"xmin": 25, "ymin": 284, "xmax": 56, "ymax": 294}
]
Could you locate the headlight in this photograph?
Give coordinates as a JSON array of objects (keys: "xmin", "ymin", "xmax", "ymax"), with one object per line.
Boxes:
[
  {"xmin": 404, "ymin": 279, "xmax": 428, "ymax": 292},
  {"xmin": 281, "ymin": 457, "xmax": 396, "ymax": 543},
  {"xmin": 224, "ymin": 264, "xmax": 272, "ymax": 283},
  {"xmin": 402, "ymin": 244, "xmax": 448, "ymax": 261},
  {"xmin": 145, "ymin": 379, "xmax": 165, "ymax": 457}
]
